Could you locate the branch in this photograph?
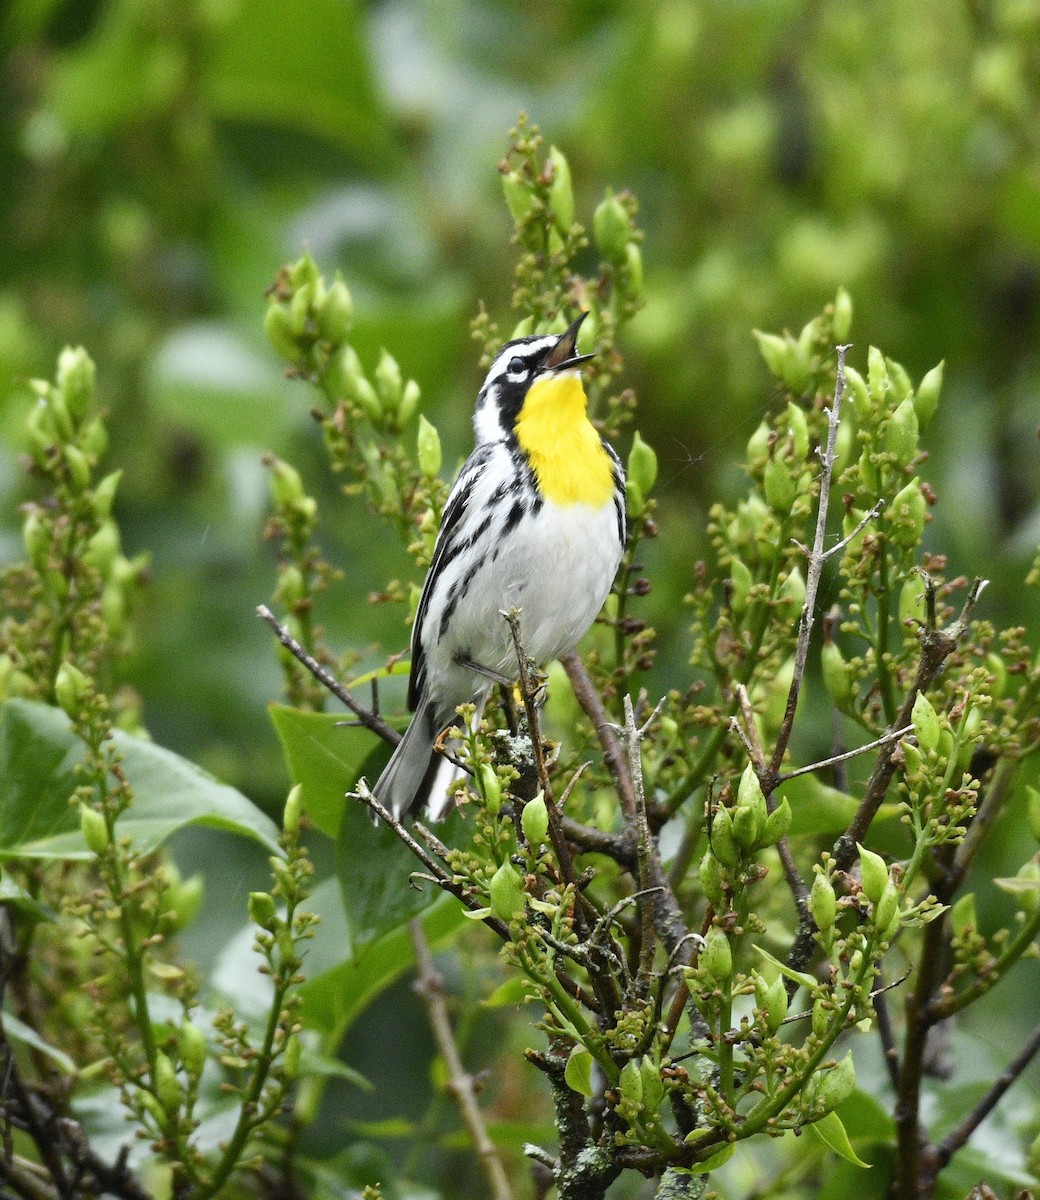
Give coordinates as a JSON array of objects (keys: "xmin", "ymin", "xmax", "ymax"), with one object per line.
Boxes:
[
  {"xmin": 352, "ymin": 782, "xmax": 511, "ymax": 939},
  {"xmin": 257, "ymin": 605, "xmax": 401, "ymax": 745},
  {"xmin": 767, "ymin": 344, "xmax": 851, "ymax": 778},
  {"xmin": 934, "ymin": 1020, "xmax": 1040, "ymax": 1170},
  {"xmin": 776, "ymin": 725, "xmax": 914, "ymax": 784},
  {"xmin": 408, "ymin": 920, "xmax": 515, "ymax": 1200},
  {"xmin": 559, "ymin": 652, "xmax": 638, "ymax": 819}
]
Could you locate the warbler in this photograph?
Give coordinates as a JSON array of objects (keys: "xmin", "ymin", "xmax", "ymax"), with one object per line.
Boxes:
[{"xmin": 372, "ymin": 313, "xmax": 626, "ymax": 820}]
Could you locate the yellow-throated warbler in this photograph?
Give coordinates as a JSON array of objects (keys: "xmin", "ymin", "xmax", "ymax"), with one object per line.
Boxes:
[{"xmin": 372, "ymin": 313, "xmax": 626, "ymax": 820}]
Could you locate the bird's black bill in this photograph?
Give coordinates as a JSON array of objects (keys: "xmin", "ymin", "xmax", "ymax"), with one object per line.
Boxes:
[{"xmin": 541, "ymin": 312, "xmax": 595, "ymax": 373}]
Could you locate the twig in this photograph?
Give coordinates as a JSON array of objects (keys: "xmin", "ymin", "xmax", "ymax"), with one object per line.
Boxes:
[
  {"xmin": 776, "ymin": 725, "xmax": 914, "ymax": 784},
  {"xmin": 622, "ymin": 695, "xmax": 658, "ymax": 992},
  {"xmin": 352, "ymin": 782, "xmax": 511, "ymax": 940},
  {"xmin": 559, "ymin": 652, "xmax": 638, "ymax": 818},
  {"xmin": 408, "ymin": 920, "xmax": 515, "ymax": 1200},
  {"xmin": 933, "ymin": 1020, "xmax": 1040, "ymax": 1170},
  {"xmin": 257, "ymin": 605, "xmax": 400, "ymax": 745},
  {"xmin": 767, "ymin": 344, "xmax": 852, "ymax": 779}
]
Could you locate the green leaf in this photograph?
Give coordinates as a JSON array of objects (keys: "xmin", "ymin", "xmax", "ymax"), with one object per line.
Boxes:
[
  {"xmin": 779, "ymin": 775, "xmax": 901, "ymax": 838},
  {"xmin": 3, "ymin": 1012, "xmax": 76, "ymax": 1074},
  {"xmin": 270, "ymin": 703, "xmax": 391, "ymax": 839},
  {"xmin": 565, "ymin": 1046, "xmax": 594, "ymax": 1097},
  {"xmin": 0, "ymin": 700, "xmax": 280, "ymax": 859},
  {"xmin": 295, "ymin": 878, "xmax": 465, "ymax": 1037},
  {"xmin": 752, "ymin": 944, "xmax": 818, "ymax": 992},
  {"xmin": 808, "ymin": 1110, "xmax": 871, "ymax": 1168},
  {"xmin": 483, "ymin": 976, "xmax": 537, "ymax": 1007},
  {"xmin": 204, "ymin": 0, "xmax": 393, "ymax": 167},
  {"xmin": 693, "ymin": 1142, "xmax": 735, "ymax": 1172},
  {"xmin": 297, "ymin": 1048, "xmax": 371, "ymax": 1091}
]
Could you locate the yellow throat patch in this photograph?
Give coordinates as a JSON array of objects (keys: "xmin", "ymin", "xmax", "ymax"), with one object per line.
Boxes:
[{"xmin": 514, "ymin": 372, "xmax": 614, "ymax": 507}]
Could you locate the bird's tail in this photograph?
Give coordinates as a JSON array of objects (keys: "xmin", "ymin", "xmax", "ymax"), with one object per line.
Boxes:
[{"xmin": 371, "ymin": 701, "xmax": 458, "ymax": 821}]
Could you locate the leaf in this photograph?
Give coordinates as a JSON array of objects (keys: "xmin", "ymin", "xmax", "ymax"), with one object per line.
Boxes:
[
  {"xmin": 808, "ymin": 1111, "xmax": 871, "ymax": 1168},
  {"xmin": 0, "ymin": 700, "xmax": 280, "ymax": 859},
  {"xmin": 483, "ymin": 976, "xmax": 537, "ymax": 1007},
  {"xmin": 779, "ymin": 774, "xmax": 901, "ymax": 838},
  {"xmin": 752, "ymin": 944, "xmax": 818, "ymax": 992},
  {"xmin": 296, "ymin": 878, "xmax": 465, "ymax": 1037},
  {"xmin": 270, "ymin": 704, "xmax": 390, "ymax": 839},
  {"xmin": 3, "ymin": 1013, "xmax": 76, "ymax": 1074},
  {"xmin": 565, "ymin": 1046, "xmax": 594, "ymax": 1097},
  {"xmin": 297, "ymin": 1048, "xmax": 371, "ymax": 1091},
  {"xmin": 695, "ymin": 1143, "xmax": 736, "ymax": 1172}
]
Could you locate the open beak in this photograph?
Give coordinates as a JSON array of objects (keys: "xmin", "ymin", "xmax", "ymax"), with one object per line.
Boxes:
[{"xmin": 540, "ymin": 312, "xmax": 595, "ymax": 373}]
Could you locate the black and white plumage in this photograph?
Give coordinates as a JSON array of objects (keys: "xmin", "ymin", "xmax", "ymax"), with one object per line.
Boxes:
[{"xmin": 372, "ymin": 315, "xmax": 626, "ymax": 820}]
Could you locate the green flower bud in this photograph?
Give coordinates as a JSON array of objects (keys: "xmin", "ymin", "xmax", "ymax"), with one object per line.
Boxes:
[
  {"xmin": 625, "ymin": 478, "xmax": 646, "ymax": 519},
  {"xmin": 55, "ymin": 662, "xmax": 90, "ymax": 718},
  {"xmin": 398, "ymin": 379, "xmax": 422, "ymax": 427},
  {"xmin": 593, "ymin": 192, "xmax": 630, "ymax": 263},
  {"xmin": 93, "ymin": 469, "xmax": 122, "ymax": 520},
  {"xmin": 269, "ymin": 458, "xmax": 306, "ymax": 510},
  {"xmin": 986, "ymin": 652, "xmax": 1008, "ymax": 700},
  {"xmin": 56, "ymin": 345, "xmax": 95, "ymax": 423},
  {"xmin": 867, "ymin": 345, "xmax": 889, "ymax": 406},
  {"xmin": 747, "ymin": 420, "xmax": 771, "ymax": 465},
  {"xmin": 761, "ymin": 975, "xmax": 789, "ymax": 1032},
  {"xmin": 821, "ymin": 640, "xmax": 853, "ymax": 709},
  {"xmin": 84, "ymin": 521, "xmax": 120, "ymax": 577},
  {"xmin": 627, "ymin": 432, "xmax": 658, "ymax": 497},
  {"xmin": 248, "ymin": 891, "xmax": 277, "ymax": 930},
  {"xmin": 289, "ymin": 253, "xmax": 320, "ymax": 290},
  {"xmin": 857, "ymin": 843, "xmax": 889, "ymax": 905},
  {"xmin": 179, "ymin": 1020, "xmax": 208, "ymax": 1080},
  {"xmin": 80, "ymin": 804, "xmax": 109, "ymax": 855},
  {"xmin": 786, "ymin": 402, "xmax": 810, "ymax": 461},
  {"xmin": 701, "ymin": 926, "xmax": 732, "ymax": 982},
  {"xmin": 816, "ymin": 1051, "xmax": 856, "ymax": 1113},
  {"xmin": 736, "ymin": 493, "xmax": 771, "ymax": 544},
  {"xmin": 888, "ymin": 477, "xmax": 926, "ymax": 548},
  {"xmin": 167, "ymin": 873, "xmax": 204, "ymax": 931},
  {"xmin": 730, "ymin": 558, "xmax": 753, "ymax": 616},
  {"xmin": 733, "ymin": 803, "xmax": 761, "ymax": 850},
  {"xmin": 265, "ymin": 302, "xmax": 300, "ymax": 361},
  {"xmin": 874, "ymin": 878, "xmax": 900, "ymax": 931},
  {"xmin": 623, "ymin": 242, "xmax": 644, "ymax": 298},
  {"xmin": 753, "ymin": 330, "xmax": 789, "ymax": 381},
  {"xmin": 81, "ymin": 414, "xmax": 108, "ymax": 457},
  {"xmin": 1026, "ymin": 786, "xmax": 1040, "ymax": 842},
  {"xmin": 832, "ymin": 287, "xmax": 853, "ymax": 341},
  {"xmin": 22, "ymin": 507, "xmax": 50, "ymax": 572},
  {"xmin": 275, "ymin": 564, "xmax": 307, "ymax": 607},
  {"xmin": 778, "ymin": 566, "xmax": 806, "ymax": 617},
  {"xmin": 887, "ymin": 359, "xmax": 913, "ymax": 403},
  {"xmin": 153, "ymin": 1051, "xmax": 180, "ymax": 1113},
  {"xmin": 761, "ymin": 796, "xmax": 792, "ymax": 845},
  {"xmin": 288, "ymin": 281, "xmax": 313, "ymax": 338},
  {"xmin": 501, "ymin": 170, "xmax": 534, "ymax": 226},
  {"xmin": 477, "ymin": 763, "xmax": 501, "ymax": 814},
  {"xmin": 639, "ymin": 1057, "xmax": 664, "ymax": 1112},
  {"xmin": 547, "ymin": 146, "xmax": 574, "ymax": 232},
  {"xmin": 809, "ymin": 872, "xmax": 837, "ymax": 930},
  {"xmin": 737, "ymin": 762, "xmax": 763, "ymax": 808},
  {"xmin": 489, "ymin": 862, "xmax": 525, "ymax": 921},
  {"xmin": 699, "ymin": 850, "xmax": 726, "ymax": 906},
  {"xmin": 521, "ymin": 792, "xmax": 549, "ymax": 846},
  {"xmin": 843, "ymin": 363, "xmax": 869, "ymax": 407},
  {"xmin": 911, "ymin": 692, "xmax": 941, "ymax": 752},
  {"xmin": 914, "ymin": 361, "xmax": 944, "ymax": 428},
  {"xmin": 417, "ymin": 415, "xmax": 442, "ymax": 479},
  {"xmin": 885, "ymin": 398, "xmax": 919, "ymax": 466},
  {"xmin": 282, "ymin": 1033, "xmax": 301, "ymax": 1080},
  {"xmin": 898, "ymin": 578, "xmax": 927, "ymax": 625},
  {"xmin": 284, "ymin": 784, "xmax": 304, "ymax": 835},
  {"xmin": 710, "ymin": 804, "xmax": 739, "ymax": 867},
  {"xmin": 317, "ymin": 277, "xmax": 353, "ymax": 343},
  {"xmin": 811, "ymin": 998, "xmax": 829, "ymax": 1038},
  {"xmin": 352, "ymin": 375, "xmax": 383, "ymax": 424},
  {"xmin": 138, "ymin": 1089, "xmax": 166, "ymax": 1125},
  {"xmin": 950, "ymin": 891, "xmax": 976, "ymax": 939},
  {"xmin": 619, "ymin": 1057, "xmax": 643, "ymax": 1104},
  {"xmin": 375, "ymin": 350, "xmax": 403, "ymax": 410},
  {"xmin": 764, "ymin": 456, "xmax": 796, "ymax": 512},
  {"xmin": 64, "ymin": 445, "xmax": 92, "ymax": 491},
  {"xmin": 901, "ymin": 738, "xmax": 924, "ymax": 777}
]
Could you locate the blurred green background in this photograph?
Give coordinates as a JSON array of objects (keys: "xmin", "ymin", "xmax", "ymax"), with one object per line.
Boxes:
[{"xmin": 2, "ymin": 1, "xmax": 1040, "ymax": 1195}]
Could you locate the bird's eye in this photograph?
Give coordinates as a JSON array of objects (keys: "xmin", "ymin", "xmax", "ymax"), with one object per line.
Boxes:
[{"xmin": 507, "ymin": 356, "xmax": 527, "ymax": 376}]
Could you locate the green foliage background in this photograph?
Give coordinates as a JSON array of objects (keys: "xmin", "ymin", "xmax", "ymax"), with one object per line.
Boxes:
[{"xmin": 2, "ymin": 1, "xmax": 1040, "ymax": 1196}]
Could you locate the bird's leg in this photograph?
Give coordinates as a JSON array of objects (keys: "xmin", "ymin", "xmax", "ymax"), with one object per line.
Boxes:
[{"xmin": 454, "ymin": 655, "xmax": 514, "ymax": 688}]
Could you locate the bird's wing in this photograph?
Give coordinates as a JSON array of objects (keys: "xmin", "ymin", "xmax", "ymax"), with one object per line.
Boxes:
[{"xmin": 407, "ymin": 443, "xmax": 495, "ymax": 711}]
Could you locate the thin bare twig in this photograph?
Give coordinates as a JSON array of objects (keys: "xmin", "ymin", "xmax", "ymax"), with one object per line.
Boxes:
[
  {"xmin": 257, "ymin": 605, "xmax": 400, "ymax": 745},
  {"xmin": 559, "ymin": 652, "xmax": 638, "ymax": 818},
  {"xmin": 622, "ymin": 695, "xmax": 658, "ymax": 991},
  {"xmin": 776, "ymin": 725, "xmax": 914, "ymax": 784},
  {"xmin": 767, "ymin": 344, "xmax": 852, "ymax": 779},
  {"xmin": 408, "ymin": 920, "xmax": 515, "ymax": 1200}
]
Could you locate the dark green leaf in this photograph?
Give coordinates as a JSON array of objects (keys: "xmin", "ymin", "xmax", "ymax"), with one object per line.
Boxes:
[
  {"xmin": 808, "ymin": 1111, "xmax": 871, "ymax": 1168},
  {"xmin": 0, "ymin": 700, "xmax": 280, "ymax": 859}
]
